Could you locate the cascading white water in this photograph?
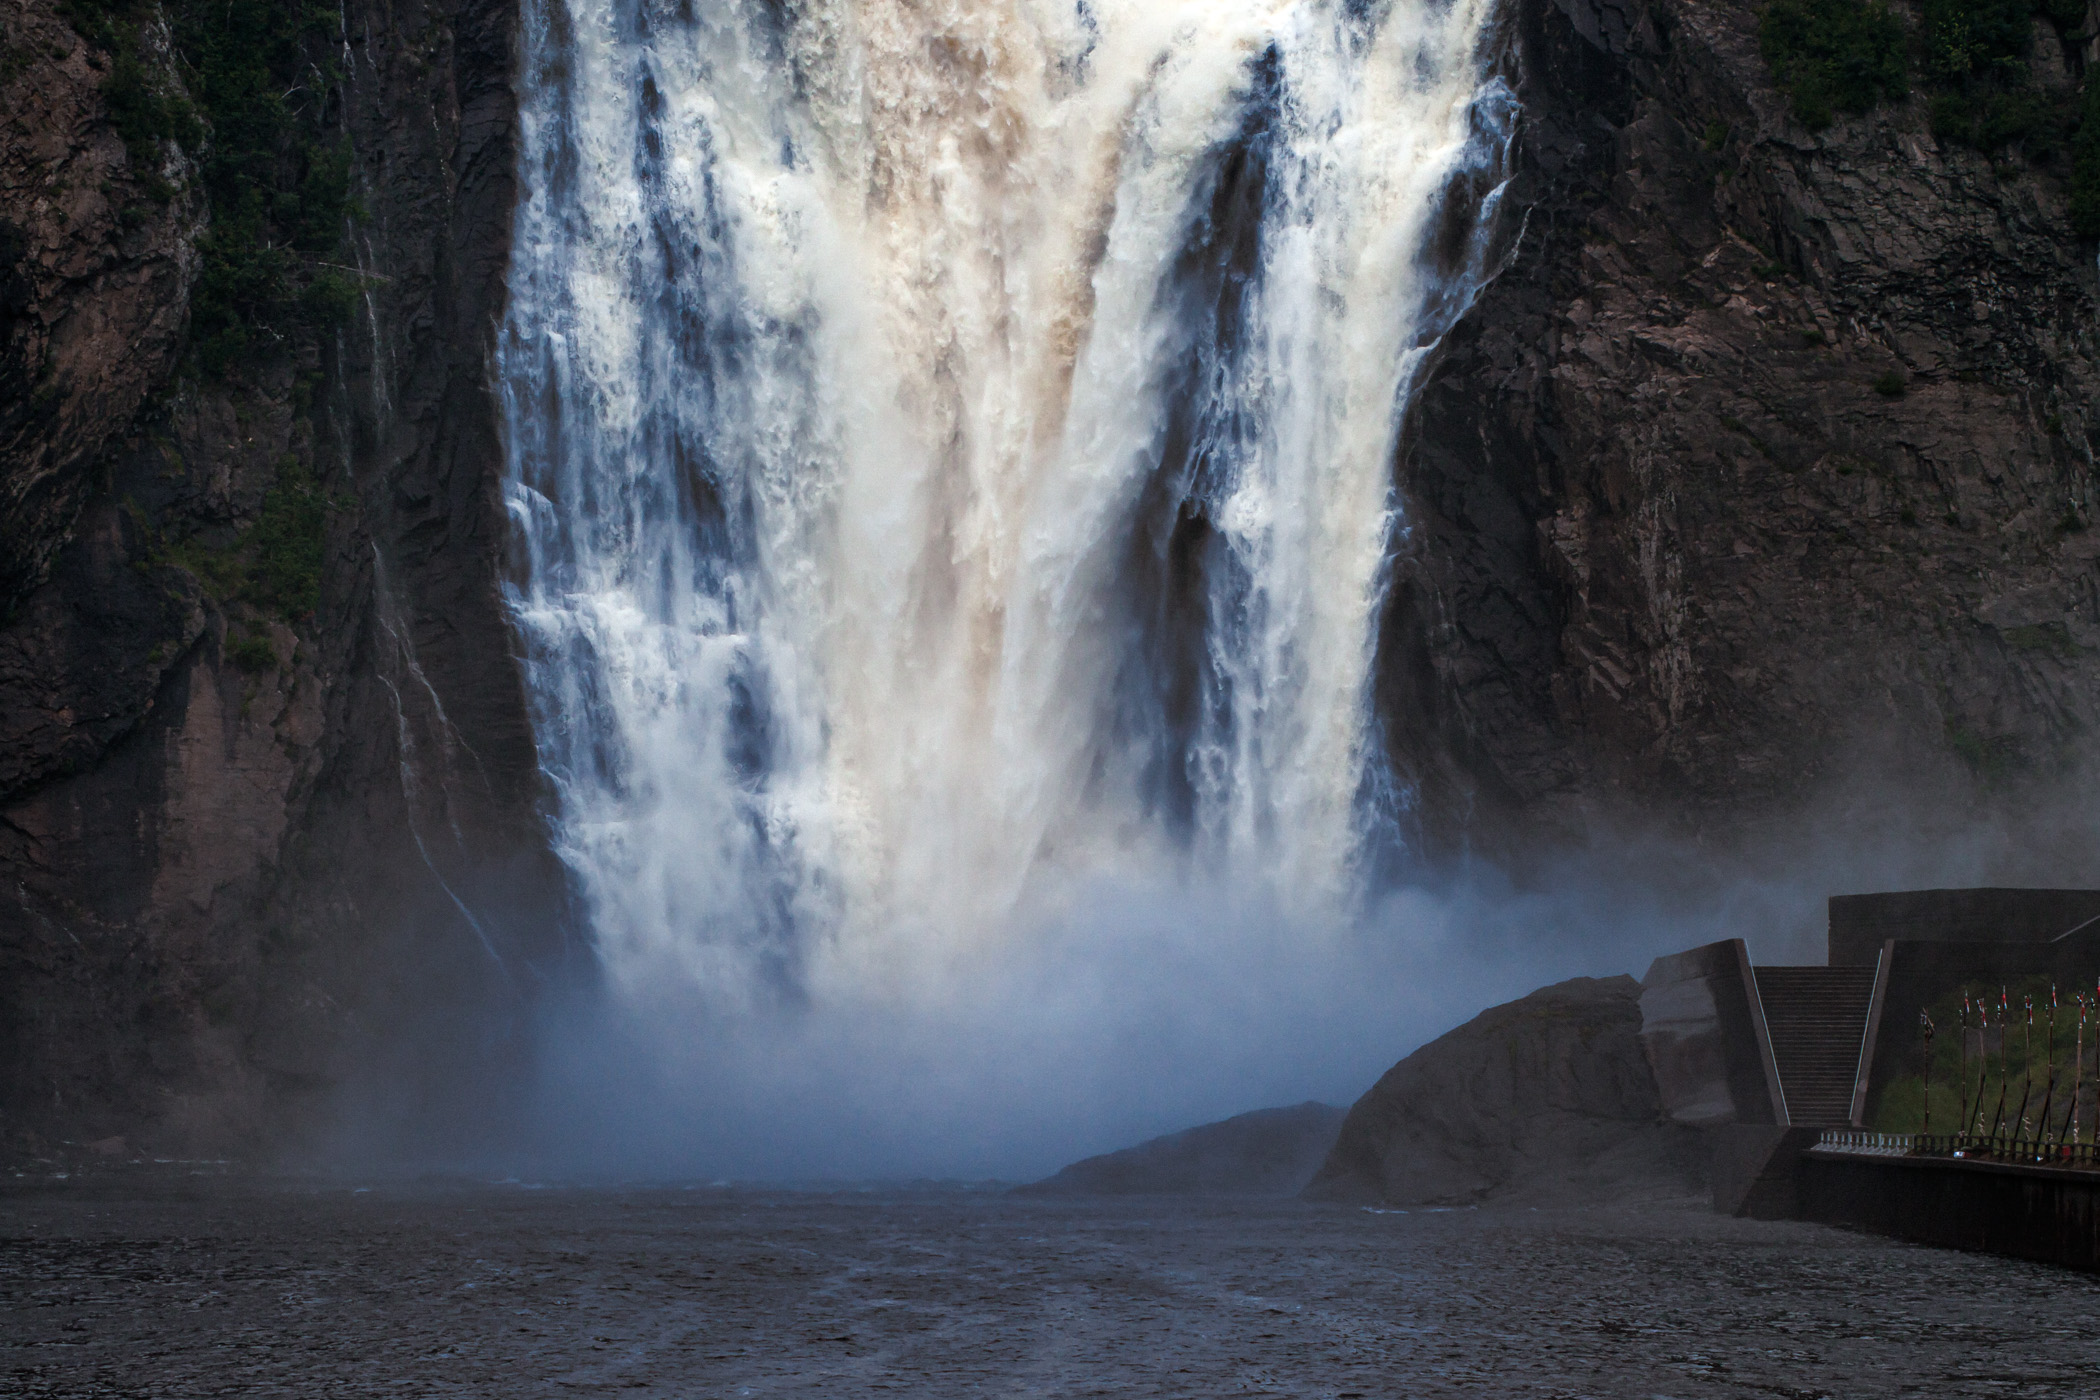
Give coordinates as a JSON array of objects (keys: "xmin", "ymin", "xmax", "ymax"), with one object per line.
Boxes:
[{"xmin": 499, "ymin": 0, "xmax": 1513, "ymax": 1014}]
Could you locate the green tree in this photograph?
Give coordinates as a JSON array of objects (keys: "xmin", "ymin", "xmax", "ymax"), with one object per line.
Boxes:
[{"xmin": 1761, "ymin": 0, "xmax": 1911, "ymax": 129}]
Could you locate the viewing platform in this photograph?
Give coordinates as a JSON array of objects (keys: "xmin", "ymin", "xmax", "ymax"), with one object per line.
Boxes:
[
  {"xmin": 1638, "ymin": 888, "xmax": 2100, "ymax": 1269},
  {"xmin": 1797, "ymin": 1130, "xmax": 2100, "ymax": 1271}
]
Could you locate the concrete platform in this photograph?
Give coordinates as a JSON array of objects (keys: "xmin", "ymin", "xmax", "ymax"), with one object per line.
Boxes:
[{"xmin": 1799, "ymin": 1141, "xmax": 2100, "ymax": 1271}]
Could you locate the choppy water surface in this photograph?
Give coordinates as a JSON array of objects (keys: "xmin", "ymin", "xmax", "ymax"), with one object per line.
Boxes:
[{"xmin": 6, "ymin": 1182, "xmax": 2097, "ymax": 1397}]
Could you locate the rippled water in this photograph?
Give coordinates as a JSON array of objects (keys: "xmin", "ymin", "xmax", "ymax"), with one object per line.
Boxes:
[{"xmin": 6, "ymin": 1181, "xmax": 2096, "ymax": 1397}]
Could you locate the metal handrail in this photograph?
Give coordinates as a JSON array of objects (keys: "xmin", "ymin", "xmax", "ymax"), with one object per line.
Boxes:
[{"xmin": 1813, "ymin": 1128, "xmax": 2100, "ymax": 1169}]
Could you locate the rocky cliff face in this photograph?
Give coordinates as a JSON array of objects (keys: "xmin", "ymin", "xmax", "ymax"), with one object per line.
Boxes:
[
  {"xmin": 0, "ymin": 0, "xmax": 566, "ymax": 1165},
  {"xmin": 0, "ymin": 6, "xmax": 199, "ymax": 611},
  {"xmin": 1388, "ymin": 0, "xmax": 2100, "ymax": 837},
  {"xmin": 7, "ymin": 0, "xmax": 2100, "ymax": 1162}
]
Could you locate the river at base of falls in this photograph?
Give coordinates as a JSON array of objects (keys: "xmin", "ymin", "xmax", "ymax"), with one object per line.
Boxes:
[{"xmin": 7, "ymin": 1182, "xmax": 2089, "ymax": 1398}]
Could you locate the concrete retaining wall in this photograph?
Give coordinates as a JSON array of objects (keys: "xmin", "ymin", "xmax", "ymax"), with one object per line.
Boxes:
[{"xmin": 1798, "ymin": 1151, "xmax": 2100, "ymax": 1271}]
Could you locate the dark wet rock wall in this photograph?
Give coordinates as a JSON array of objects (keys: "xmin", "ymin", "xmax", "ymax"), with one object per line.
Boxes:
[
  {"xmin": 1387, "ymin": 0, "xmax": 2100, "ymax": 841},
  {"xmin": 0, "ymin": 0, "xmax": 568, "ymax": 1163}
]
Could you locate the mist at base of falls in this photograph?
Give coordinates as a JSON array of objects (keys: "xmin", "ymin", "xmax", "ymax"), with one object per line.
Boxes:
[
  {"xmin": 494, "ymin": 0, "xmax": 1514, "ymax": 1175},
  {"xmin": 498, "ymin": 784, "xmax": 2100, "ymax": 1183},
  {"xmin": 525, "ymin": 891, "xmax": 1571, "ymax": 1182},
  {"xmin": 484, "ymin": 0, "xmax": 2100, "ymax": 1181}
]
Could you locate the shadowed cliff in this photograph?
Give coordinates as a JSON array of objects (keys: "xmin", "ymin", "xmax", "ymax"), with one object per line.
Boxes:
[
  {"xmin": 0, "ymin": 0, "xmax": 571, "ymax": 1166},
  {"xmin": 1386, "ymin": 0, "xmax": 2100, "ymax": 846}
]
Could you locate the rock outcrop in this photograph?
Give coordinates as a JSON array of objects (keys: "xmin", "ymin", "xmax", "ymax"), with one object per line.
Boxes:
[
  {"xmin": 0, "ymin": 0, "xmax": 566, "ymax": 1165},
  {"xmin": 1387, "ymin": 0, "xmax": 2100, "ymax": 839},
  {"xmin": 1018, "ymin": 1103, "xmax": 1347, "ymax": 1197},
  {"xmin": 0, "ymin": 2, "xmax": 202, "ymax": 613},
  {"xmin": 1304, "ymin": 976, "xmax": 1704, "ymax": 1206}
]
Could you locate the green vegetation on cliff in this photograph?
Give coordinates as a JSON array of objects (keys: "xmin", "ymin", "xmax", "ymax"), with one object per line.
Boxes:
[
  {"xmin": 64, "ymin": 0, "xmax": 360, "ymax": 375},
  {"xmin": 152, "ymin": 458, "xmax": 329, "ymax": 625},
  {"xmin": 1760, "ymin": 0, "xmax": 2100, "ymax": 234},
  {"xmin": 243, "ymin": 460, "xmax": 328, "ymax": 620},
  {"xmin": 1919, "ymin": 0, "xmax": 2067, "ymax": 153},
  {"xmin": 1759, "ymin": 0, "xmax": 1911, "ymax": 129},
  {"xmin": 2072, "ymin": 79, "xmax": 2100, "ymax": 235}
]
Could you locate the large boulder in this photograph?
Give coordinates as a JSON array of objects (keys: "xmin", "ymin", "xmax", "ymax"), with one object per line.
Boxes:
[
  {"xmin": 1304, "ymin": 976, "xmax": 1702, "ymax": 1206},
  {"xmin": 1018, "ymin": 1102, "xmax": 1347, "ymax": 1197}
]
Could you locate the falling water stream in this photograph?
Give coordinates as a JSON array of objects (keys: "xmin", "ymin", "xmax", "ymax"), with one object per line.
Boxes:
[{"xmin": 499, "ymin": 0, "xmax": 1513, "ymax": 1053}]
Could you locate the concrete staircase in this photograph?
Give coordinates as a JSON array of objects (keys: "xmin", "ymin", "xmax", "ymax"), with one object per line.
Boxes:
[{"xmin": 1754, "ymin": 966, "xmax": 1879, "ymax": 1126}]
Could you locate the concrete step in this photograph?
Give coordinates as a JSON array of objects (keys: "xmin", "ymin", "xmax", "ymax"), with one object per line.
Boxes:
[{"xmin": 1755, "ymin": 966, "xmax": 1879, "ymax": 1127}]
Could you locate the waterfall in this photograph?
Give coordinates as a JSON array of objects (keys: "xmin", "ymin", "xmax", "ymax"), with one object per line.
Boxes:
[{"xmin": 499, "ymin": 0, "xmax": 1514, "ymax": 1014}]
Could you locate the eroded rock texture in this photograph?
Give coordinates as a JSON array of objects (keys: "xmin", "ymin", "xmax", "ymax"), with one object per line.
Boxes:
[
  {"xmin": 1304, "ymin": 976, "xmax": 1703, "ymax": 1206},
  {"xmin": 0, "ymin": 3, "xmax": 201, "ymax": 613},
  {"xmin": 0, "ymin": 0, "xmax": 565, "ymax": 1163},
  {"xmin": 1388, "ymin": 0, "xmax": 2100, "ymax": 835}
]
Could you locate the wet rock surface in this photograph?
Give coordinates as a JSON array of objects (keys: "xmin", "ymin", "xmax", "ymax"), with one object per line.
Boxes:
[
  {"xmin": 0, "ymin": 0, "xmax": 564, "ymax": 1163},
  {"xmin": 1018, "ymin": 1102, "xmax": 1346, "ymax": 1197},
  {"xmin": 0, "ymin": 0, "xmax": 202, "ymax": 612},
  {"xmin": 1307, "ymin": 975, "xmax": 1704, "ymax": 1206},
  {"xmin": 4, "ymin": 1179, "xmax": 2097, "ymax": 1397},
  {"xmin": 1392, "ymin": 0, "xmax": 2100, "ymax": 836}
]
